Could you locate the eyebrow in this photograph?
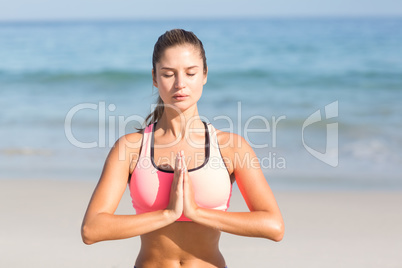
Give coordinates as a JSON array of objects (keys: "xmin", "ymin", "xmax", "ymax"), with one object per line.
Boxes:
[{"xmin": 160, "ymin": 66, "xmax": 200, "ymax": 70}]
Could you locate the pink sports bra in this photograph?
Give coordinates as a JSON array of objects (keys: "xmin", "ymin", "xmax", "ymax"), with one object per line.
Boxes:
[{"xmin": 129, "ymin": 121, "xmax": 232, "ymax": 221}]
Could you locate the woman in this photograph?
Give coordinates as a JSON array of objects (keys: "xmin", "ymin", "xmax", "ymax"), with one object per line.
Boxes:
[{"xmin": 81, "ymin": 29, "xmax": 284, "ymax": 268}]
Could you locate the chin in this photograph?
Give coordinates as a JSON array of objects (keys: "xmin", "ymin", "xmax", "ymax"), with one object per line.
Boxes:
[{"xmin": 170, "ymin": 102, "xmax": 196, "ymax": 113}]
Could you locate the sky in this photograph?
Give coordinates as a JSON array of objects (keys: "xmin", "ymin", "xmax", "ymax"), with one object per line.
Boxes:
[{"xmin": 0, "ymin": 0, "xmax": 401, "ymax": 21}]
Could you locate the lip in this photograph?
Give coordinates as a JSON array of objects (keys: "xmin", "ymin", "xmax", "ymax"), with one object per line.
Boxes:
[{"xmin": 173, "ymin": 93, "xmax": 189, "ymax": 100}]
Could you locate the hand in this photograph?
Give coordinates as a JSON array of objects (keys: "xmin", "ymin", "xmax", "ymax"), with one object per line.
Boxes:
[
  {"xmin": 165, "ymin": 151, "xmax": 184, "ymax": 221},
  {"xmin": 181, "ymin": 152, "xmax": 199, "ymax": 220}
]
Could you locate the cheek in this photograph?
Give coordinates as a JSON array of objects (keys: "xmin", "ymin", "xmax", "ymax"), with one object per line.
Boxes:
[
  {"xmin": 192, "ymin": 79, "xmax": 204, "ymax": 99},
  {"xmin": 156, "ymin": 78, "xmax": 173, "ymax": 93},
  {"xmin": 157, "ymin": 81, "xmax": 174, "ymax": 103},
  {"xmin": 158, "ymin": 86, "xmax": 169, "ymax": 100}
]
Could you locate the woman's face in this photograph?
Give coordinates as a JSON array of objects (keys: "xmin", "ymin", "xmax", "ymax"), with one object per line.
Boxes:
[{"xmin": 153, "ymin": 44, "xmax": 207, "ymax": 112}]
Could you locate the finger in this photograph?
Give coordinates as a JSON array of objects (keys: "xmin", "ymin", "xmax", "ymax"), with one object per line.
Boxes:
[
  {"xmin": 173, "ymin": 153, "xmax": 182, "ymax": 189},
  {"xmin": 177, "ymin": 151, "xmax": 185, "ymax": 190},
  {"xmin": 175, "ymin": 152, "xmax": 181, "ymax": 171},
  {"xmin": 182, "ymin": 162, "xmax": 189, "ymax": 191},
  {"xmin": 178, "ymin": 166, "xmax": 184, "ymax": 187},
  {"xmin": 179, "ymin": 150, "xmax": 185, "ymax": 168},
  {"xmin": 178, "ymin": 153, "xmax": 182, "ymax": 169},
  {"xmin": 182, "ymin": 153, "xmax": 187, "ymax": 171},
  {"xmin": 180, "ymin": 153, "xmax": 185, "ymax": 176},
  {"xmin": 175, "ymin": 154, "xmax": 182, "ymax": 180}
]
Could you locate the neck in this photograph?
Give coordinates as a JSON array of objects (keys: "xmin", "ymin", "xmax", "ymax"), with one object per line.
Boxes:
[{"xmin": 157, "ymin": 105, "xmax": 204, "ymax": 139}]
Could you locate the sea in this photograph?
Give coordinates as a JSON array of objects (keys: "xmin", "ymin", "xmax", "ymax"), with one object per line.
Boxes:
[{"xmin": 1, "ymin": 18, "xmax": 401, "ymax": 190}]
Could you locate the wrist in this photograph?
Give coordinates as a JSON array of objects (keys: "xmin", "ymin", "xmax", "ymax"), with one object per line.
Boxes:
[
  {"xmin": 163, "ymin": 209, "xmax": 180, "ymax": 223},
  {"xmin": 185, "ymin": 206, "xmax": 200, "ymax": 221}
]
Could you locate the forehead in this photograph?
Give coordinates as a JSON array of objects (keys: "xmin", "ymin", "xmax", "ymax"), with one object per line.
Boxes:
[{"xmin": 158, "ymin": 45, "xmax": 202, "ymax": 67}]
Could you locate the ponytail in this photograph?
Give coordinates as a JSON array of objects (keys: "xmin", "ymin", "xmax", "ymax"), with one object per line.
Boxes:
[{"xmin": 144, "ymin": 95, "xmax": 164, "ymax": 126}]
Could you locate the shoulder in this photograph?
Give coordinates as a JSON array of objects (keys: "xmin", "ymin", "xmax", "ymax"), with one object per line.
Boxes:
[
  {"xmin": 107, "ymin": 129, "xmax": 144, "ymax": 166},
  {"xmin": 112, "ymin": 128, "xmax": 144, "ymax": 151},
  {"xmin": 213, "ymin": 126, "xmax": 254, "ymax": 175},
  {"xmin": 117, "ymin": 129, "xmax": 144, "ymax": 149},
  {"xmin": 214, "ymin": 127, "xmax": 250, "ymax": 154}
]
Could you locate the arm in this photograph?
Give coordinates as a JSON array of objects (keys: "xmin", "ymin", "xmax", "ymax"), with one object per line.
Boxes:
[
  {"xmin": 183, "ymin": 134, "xmax": 284, "ymax": 242},
  {"xmin": 81, "ymin": 135, "xmax": 183, "ymax": 245}
]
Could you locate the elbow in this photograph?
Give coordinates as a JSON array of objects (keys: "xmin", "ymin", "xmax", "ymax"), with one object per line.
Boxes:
[
  {"xmin": 271, "ymin": 223, "xmax": 284, "ymax": 242},
  {"xmin": 81, "ymin": 223, "xmax": 96, "ymax": 245},
  {"xmin": 271, "ymin": 220, "xmax": 285, "ymax": 242},
  {"xmin": 262, "ymin": 217, "xmax": 285, "ymax": 242}
]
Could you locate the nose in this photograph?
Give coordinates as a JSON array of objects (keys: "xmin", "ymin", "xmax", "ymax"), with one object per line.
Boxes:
[{"xmin": 175, "ymin": 74, "xmax": 185, "ymax": 89}]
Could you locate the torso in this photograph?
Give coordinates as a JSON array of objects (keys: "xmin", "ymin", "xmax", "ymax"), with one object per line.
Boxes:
[
  {"xmin": 126, "ymin": 122, "xmax": 235, "ymax": 267},
  {"xmin": 128, "ymin": 126, "xmax": 235, "ymax": 180},
  {"xmin": 137, "ymin": 223, "xmax": 225, "ymax": 267}
]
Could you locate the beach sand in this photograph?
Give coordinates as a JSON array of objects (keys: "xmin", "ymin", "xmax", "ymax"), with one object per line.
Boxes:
[{"xmin": 1, "ymin": 179, "xmax": 401, "ymax": 268}]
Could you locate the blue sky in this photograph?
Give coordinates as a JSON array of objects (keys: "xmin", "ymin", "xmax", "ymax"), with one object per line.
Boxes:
[{"xmin": 1, "ymin": 0, "xmax": 401, "ymax": 21}]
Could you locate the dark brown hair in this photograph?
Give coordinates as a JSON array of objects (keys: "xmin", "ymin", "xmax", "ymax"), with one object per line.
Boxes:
[{"xmin": 143, "ymin": 29, "xmax": 207, "ymax": 126}]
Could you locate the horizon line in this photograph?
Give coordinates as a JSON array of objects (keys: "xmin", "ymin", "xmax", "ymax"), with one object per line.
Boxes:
[{"xmin": 1, "ymin": 14, "xmax": 402, "ymax": 24}]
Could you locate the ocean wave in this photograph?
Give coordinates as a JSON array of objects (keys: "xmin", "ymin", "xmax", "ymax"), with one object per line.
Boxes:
[
  {"xmin": 0, "ymin": 147, "xmax": 53, "ymax": 156},
  {"xmin": 1, "ymin": 68, "xmax": 401, "ymax": 90},
  {"xmin": 211, "ymin": 69, "xmax": 402, "ymax": 89},
  {"xmin": 341, "ymin": 138, "xmax": 402, "ymax": 166},
  {"xmin": 0, "ymin": 69, "xmax": 151, "ymax": 84}
]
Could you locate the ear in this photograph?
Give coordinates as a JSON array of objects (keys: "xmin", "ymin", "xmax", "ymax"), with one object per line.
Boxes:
[
  {"xmin": 152, "ymin": 69, "xmax": 158, "ymax": 88},
  {"xmin": 203, "ymin": 67, "xmax": 208, "ymax": 85}
]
